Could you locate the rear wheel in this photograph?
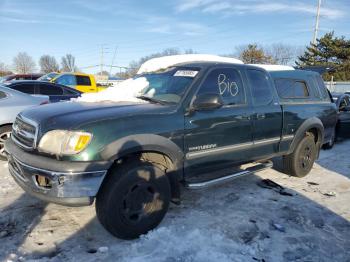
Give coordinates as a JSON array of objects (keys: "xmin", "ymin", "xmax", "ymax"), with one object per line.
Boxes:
[
  {"xmin": 283, "ymin": 134, "xmax": 317, "ymax": 177},
  {"xmin": 0, "ymin": 125, "xmax": 11, "ymax": 161},
  {"xmin": 96, "ymin": 159, "xmax": 171, "ymax": 239}
]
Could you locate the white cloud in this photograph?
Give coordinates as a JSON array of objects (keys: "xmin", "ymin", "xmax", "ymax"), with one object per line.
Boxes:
[
  {"xmin": 143, "ymin": 16, "xmax": 208, "ymax": 36},
  {"xmin": 175, "ymin": 0, "xmax": 345, "ymax": 19}
]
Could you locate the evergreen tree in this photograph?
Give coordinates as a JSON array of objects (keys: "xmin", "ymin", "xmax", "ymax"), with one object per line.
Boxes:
[{"xmin": 297, "ymin": 32, "xmax": 350, "ymax": 81}]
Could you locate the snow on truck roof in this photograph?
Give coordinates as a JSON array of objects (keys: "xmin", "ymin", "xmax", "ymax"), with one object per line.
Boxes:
[
  {"xmin": 75, "ymin": 55, "xmax": 294, "ymax": 103},
  {"xmin": 249, "ymin": 64, "xmax": 295, "ymax": 71},
  {"xmin": 137, "ymin": 54, "xmax": 244, "ymax": 74},
  {"xmin": 137, "ymin": 54, "xmax": 294, "ymax": 74}
]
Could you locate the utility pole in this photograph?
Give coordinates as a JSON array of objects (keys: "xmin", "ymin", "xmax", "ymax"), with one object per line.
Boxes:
[
  {"xmin": 312, "ymin": 0, "xmax": 321, "ymax": 45},
  {"xmin": 109, "ymin": 46, "xmax": 118, "ymax": 77},
  {"xmin": 100, "ymin": 45, "xmax": 104, "ymax": 77}
]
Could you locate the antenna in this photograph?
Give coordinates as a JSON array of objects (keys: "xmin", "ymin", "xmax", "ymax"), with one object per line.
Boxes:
[{"xmin": 312, "ymin": 0, "xmax": 321, "ymax": 45}]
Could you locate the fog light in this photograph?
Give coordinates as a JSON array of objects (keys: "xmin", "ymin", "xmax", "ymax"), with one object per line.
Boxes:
[{"xmin": 35, "ymin": 175, "xmax": 52, "ymax": 189}]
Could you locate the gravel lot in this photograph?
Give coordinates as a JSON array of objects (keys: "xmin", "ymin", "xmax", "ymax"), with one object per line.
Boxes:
[{"xmin": 0, "ymin": 141, "xmax": 349, "ymax": 262}]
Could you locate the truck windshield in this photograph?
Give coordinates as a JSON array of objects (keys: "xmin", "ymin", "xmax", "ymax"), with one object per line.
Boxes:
[{"xmin": 137, "ymin": 67, "xmax": 199, "ymax": 104}]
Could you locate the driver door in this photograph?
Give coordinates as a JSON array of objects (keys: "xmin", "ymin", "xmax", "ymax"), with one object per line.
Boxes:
[{"xmin": 184, "ymin": 67, "xmax": 254, "ymax": 176}]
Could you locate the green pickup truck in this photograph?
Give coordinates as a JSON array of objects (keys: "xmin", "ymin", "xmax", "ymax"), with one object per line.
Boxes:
[{"xmin": 5, "ymin": 62, "xmax": 337, "ymax": 239}]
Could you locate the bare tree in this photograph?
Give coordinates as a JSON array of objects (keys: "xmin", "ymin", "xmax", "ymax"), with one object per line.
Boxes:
[
  {"xmin": 13, "ymin": 52, "xmax": 36, "ymax": 74},
  {"xmin": 0, "ymin": 62, "xmax": 12, "ymax": 76},
  {"xmin": 265, "ymin": 43, "xmax": 304, "ymax": 65},
  {"xmin": 61, "ymin": 54, "xmax": 77, "ymax": 72},
  {"xmin": 39, "ymin": 55, "xmax": 59, "ymax": 73}
]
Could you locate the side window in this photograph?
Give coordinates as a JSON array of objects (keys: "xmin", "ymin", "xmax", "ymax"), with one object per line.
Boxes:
[
  {"xmin": 76, "ymin": 76, "xmax": 91, "ymax": 86},
  {"xmin": 339, "ymin": 98, "xmax": 347, "ymax": 110},
  {"xmin": 247, "ymin": 69, "xmax": 273, "ymax": 106},
  {"xmin": 315, "ymin": 75, "xmax": 330, "ymax": 101},
  {"xmin": 39, "ymin": 84, "xmax": 63, "ymax": 95},
  {"xmin": 294, "ymin": 81, "xmax": 309, "ymax": 97},
  {"xmin": 11, "ymin": 83, "xmax": 35, "ymax": 94},
  {"xmin": 275, "ymin": 79, "xmax": 294, "ymax": 98},
  {"xmin": 0, "ymin": 91, "xmax": 7, "ymax": 99},
  {"xmin": 197, "ymin": 68, "xmax": 245, "ymax": 105},
  {"xmin": 346, "ymin": 96, "xmax": 350, "ymax": 105},
  {"xmin": 275, "ymin": 79, "xmax": 309, "ymax": 98},
  {"xmin": 55, "ymin": 75, "xmax": 76, "ymax": 86}
]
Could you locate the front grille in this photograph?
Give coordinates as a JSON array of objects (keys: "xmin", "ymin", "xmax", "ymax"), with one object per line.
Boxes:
[{"xmin": 12, "ymin": 116, "xmax": 37, "ymax": 149}]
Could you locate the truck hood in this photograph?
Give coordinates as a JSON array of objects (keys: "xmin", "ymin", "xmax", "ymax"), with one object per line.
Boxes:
[{"xmin": 19, "ymin": 101, "xmax": 176, "ymax": 132}]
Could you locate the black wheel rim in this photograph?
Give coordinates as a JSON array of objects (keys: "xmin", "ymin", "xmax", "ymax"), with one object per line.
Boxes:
[
  {"xmin": 0, "ymin": 131, "xmax": 11, "ymax": 158},
  {"xmin": 121, "ymin": 182, "xmax": 161, "ymax": 224},
  {"xmin": 300, "ymin": 144, "xmax": 313, "ymax": 171}
]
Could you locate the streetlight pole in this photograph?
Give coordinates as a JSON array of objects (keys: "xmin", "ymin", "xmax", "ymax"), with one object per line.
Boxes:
[{"xmin": 312, "ymin": 0, "xmax": 321, "ymax": 45}]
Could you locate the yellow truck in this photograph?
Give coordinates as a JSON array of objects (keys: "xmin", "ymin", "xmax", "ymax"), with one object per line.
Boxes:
[{"xmin": 51, "ymin": 73, "xmax": 105, "ymax": 93}]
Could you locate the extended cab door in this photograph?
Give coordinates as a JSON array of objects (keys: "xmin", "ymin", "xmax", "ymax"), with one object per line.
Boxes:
[
  {"xmin": 246, "ymin": 69, "xmax": 283, "ymax": 159},
  {"xmin": 184, "ymin": 67, "xmax": 254, "ymax": 176}
]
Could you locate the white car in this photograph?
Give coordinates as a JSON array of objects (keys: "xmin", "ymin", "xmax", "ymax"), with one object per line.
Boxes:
[{"xmin": 0, "ymin": 85, "xmax": 49, "ymax": 160}]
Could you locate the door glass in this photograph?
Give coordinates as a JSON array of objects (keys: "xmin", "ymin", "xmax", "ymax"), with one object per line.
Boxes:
[
  {"xmin": 11, "ymin": 83, "xmax": 35, "ymax": 94},
  {"xmin": 39, "ymin": 84, "xmax": 63, "ymax": 95},
  {"xmin": 76, "ymin": 76, "xmax": 91, "ymax": 86},
  {"xmin": 247, "ymin": 69, "xmax": 273, "ymax": 106},
  {"xmin": 55, "ymin": 75, "xmax": 76, "ymax": 86},
  {"xmin": 197, "ymin": 68, "xmax": 245, "ymax": 105}
]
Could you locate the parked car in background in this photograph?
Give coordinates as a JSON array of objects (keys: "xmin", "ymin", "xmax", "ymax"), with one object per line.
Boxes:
[
  {"xmin": 332, "ymin": 93, "xmax": 350, "ymax": 139},
  {"xmin": 0, "ymin": 86, "xmax": 49, "ymax": 160},
  {"xmin": 0, "ymin": 73, "xmax": 44, "ymax": 83},
  {"xmin": 38, "ymin": 72, "xmax": 59, "ymax": 81},
  {"xmin": 3, "ymin": 80, "xmax": 82, "ymax": 102},
  {"xmin": 51, "ymin": 73, "xmax": 105, "ymax": 93}
]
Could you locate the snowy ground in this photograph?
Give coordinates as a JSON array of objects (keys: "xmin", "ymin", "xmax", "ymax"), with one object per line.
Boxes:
[{"xmin": 0, "ymin": 141, "xmax": 349, "ymax": 262}]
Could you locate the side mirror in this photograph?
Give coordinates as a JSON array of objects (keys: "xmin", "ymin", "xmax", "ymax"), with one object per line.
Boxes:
[{"xmin": 192, "ymin": 93, "xmax": 224, "ymax": 111}]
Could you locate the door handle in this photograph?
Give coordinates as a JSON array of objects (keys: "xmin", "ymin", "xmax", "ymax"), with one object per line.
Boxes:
[
  {"xmin": 234, "ymin": 115, "xmax": 250, "ymax": 120},
  {"xmin": 256, "ymin": 113, "xmax": 266, "ymax": 120}
]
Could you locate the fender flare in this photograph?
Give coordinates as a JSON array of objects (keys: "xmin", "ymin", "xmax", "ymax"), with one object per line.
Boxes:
[
  {"xmin": 100, "ymin": 133, "xmax": 184, "ymax": 175},
  {"xmin": 287, "ymin": 117, "xmax": 324, "ymax": 155}
]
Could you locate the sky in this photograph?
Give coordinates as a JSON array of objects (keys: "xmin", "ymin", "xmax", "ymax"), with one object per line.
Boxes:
[{"xmin": 0, "ymin": 0, "xmax": 349, "ymax": 74}]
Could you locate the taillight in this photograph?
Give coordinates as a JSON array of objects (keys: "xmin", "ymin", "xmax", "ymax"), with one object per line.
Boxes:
[{"xmin": 40, "ymin": 101, "xmax": 49, "ymax": 105}]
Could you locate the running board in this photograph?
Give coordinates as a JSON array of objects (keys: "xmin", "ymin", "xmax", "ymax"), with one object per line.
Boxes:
[{"xmin": 185, "ymin": 161, "xmax": 273, "ymax": 189}]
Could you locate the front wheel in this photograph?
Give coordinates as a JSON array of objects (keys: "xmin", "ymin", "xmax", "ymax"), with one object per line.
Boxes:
[
  {"xmin": 283, "ymin": 134, "xmax": 317, "ymax": 177},
  {"xmin": 96, "ymin": 160, "xmax": 171, "ymax": 240}
]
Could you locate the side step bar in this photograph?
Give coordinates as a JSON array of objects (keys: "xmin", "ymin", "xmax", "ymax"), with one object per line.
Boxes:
[{"xmin": 185, "ymin": 161, "xmax": 273, "ymax": 189}]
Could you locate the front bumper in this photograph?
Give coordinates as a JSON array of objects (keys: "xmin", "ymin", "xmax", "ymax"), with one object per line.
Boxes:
[{"xmin": 5, "ymin": 138, "xmax": 109, "ymax": 207}]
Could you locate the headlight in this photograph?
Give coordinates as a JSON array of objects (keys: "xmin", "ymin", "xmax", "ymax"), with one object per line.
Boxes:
[{"xmin": 38, "ymin": 130, "xmax": 92, "ymax": 155}]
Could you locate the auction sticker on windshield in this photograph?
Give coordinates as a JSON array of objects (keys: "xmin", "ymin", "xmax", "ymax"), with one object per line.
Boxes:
[{"xmin": 174, "ymin": 70, "xmax": 198, "ymax": 77}]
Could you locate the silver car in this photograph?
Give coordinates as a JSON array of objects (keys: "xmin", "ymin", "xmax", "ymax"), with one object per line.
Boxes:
[{"xmin": 0, "ymin": 85, "xmax": 49, "ymax": 160}]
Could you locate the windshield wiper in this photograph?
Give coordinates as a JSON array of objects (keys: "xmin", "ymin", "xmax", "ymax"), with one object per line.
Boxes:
[{"xmin": 137, "ymin": 95, "xmax": 168, "ymax": 105}]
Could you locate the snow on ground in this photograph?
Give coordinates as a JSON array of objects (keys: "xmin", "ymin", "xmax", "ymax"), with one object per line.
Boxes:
[
  {"xmin": 0, "ymin": 141, "xmax": 349, "ymax": 262},
  {"xmin": 137, "ymin": 54, "xmax": 243, "ymax": 74}
]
